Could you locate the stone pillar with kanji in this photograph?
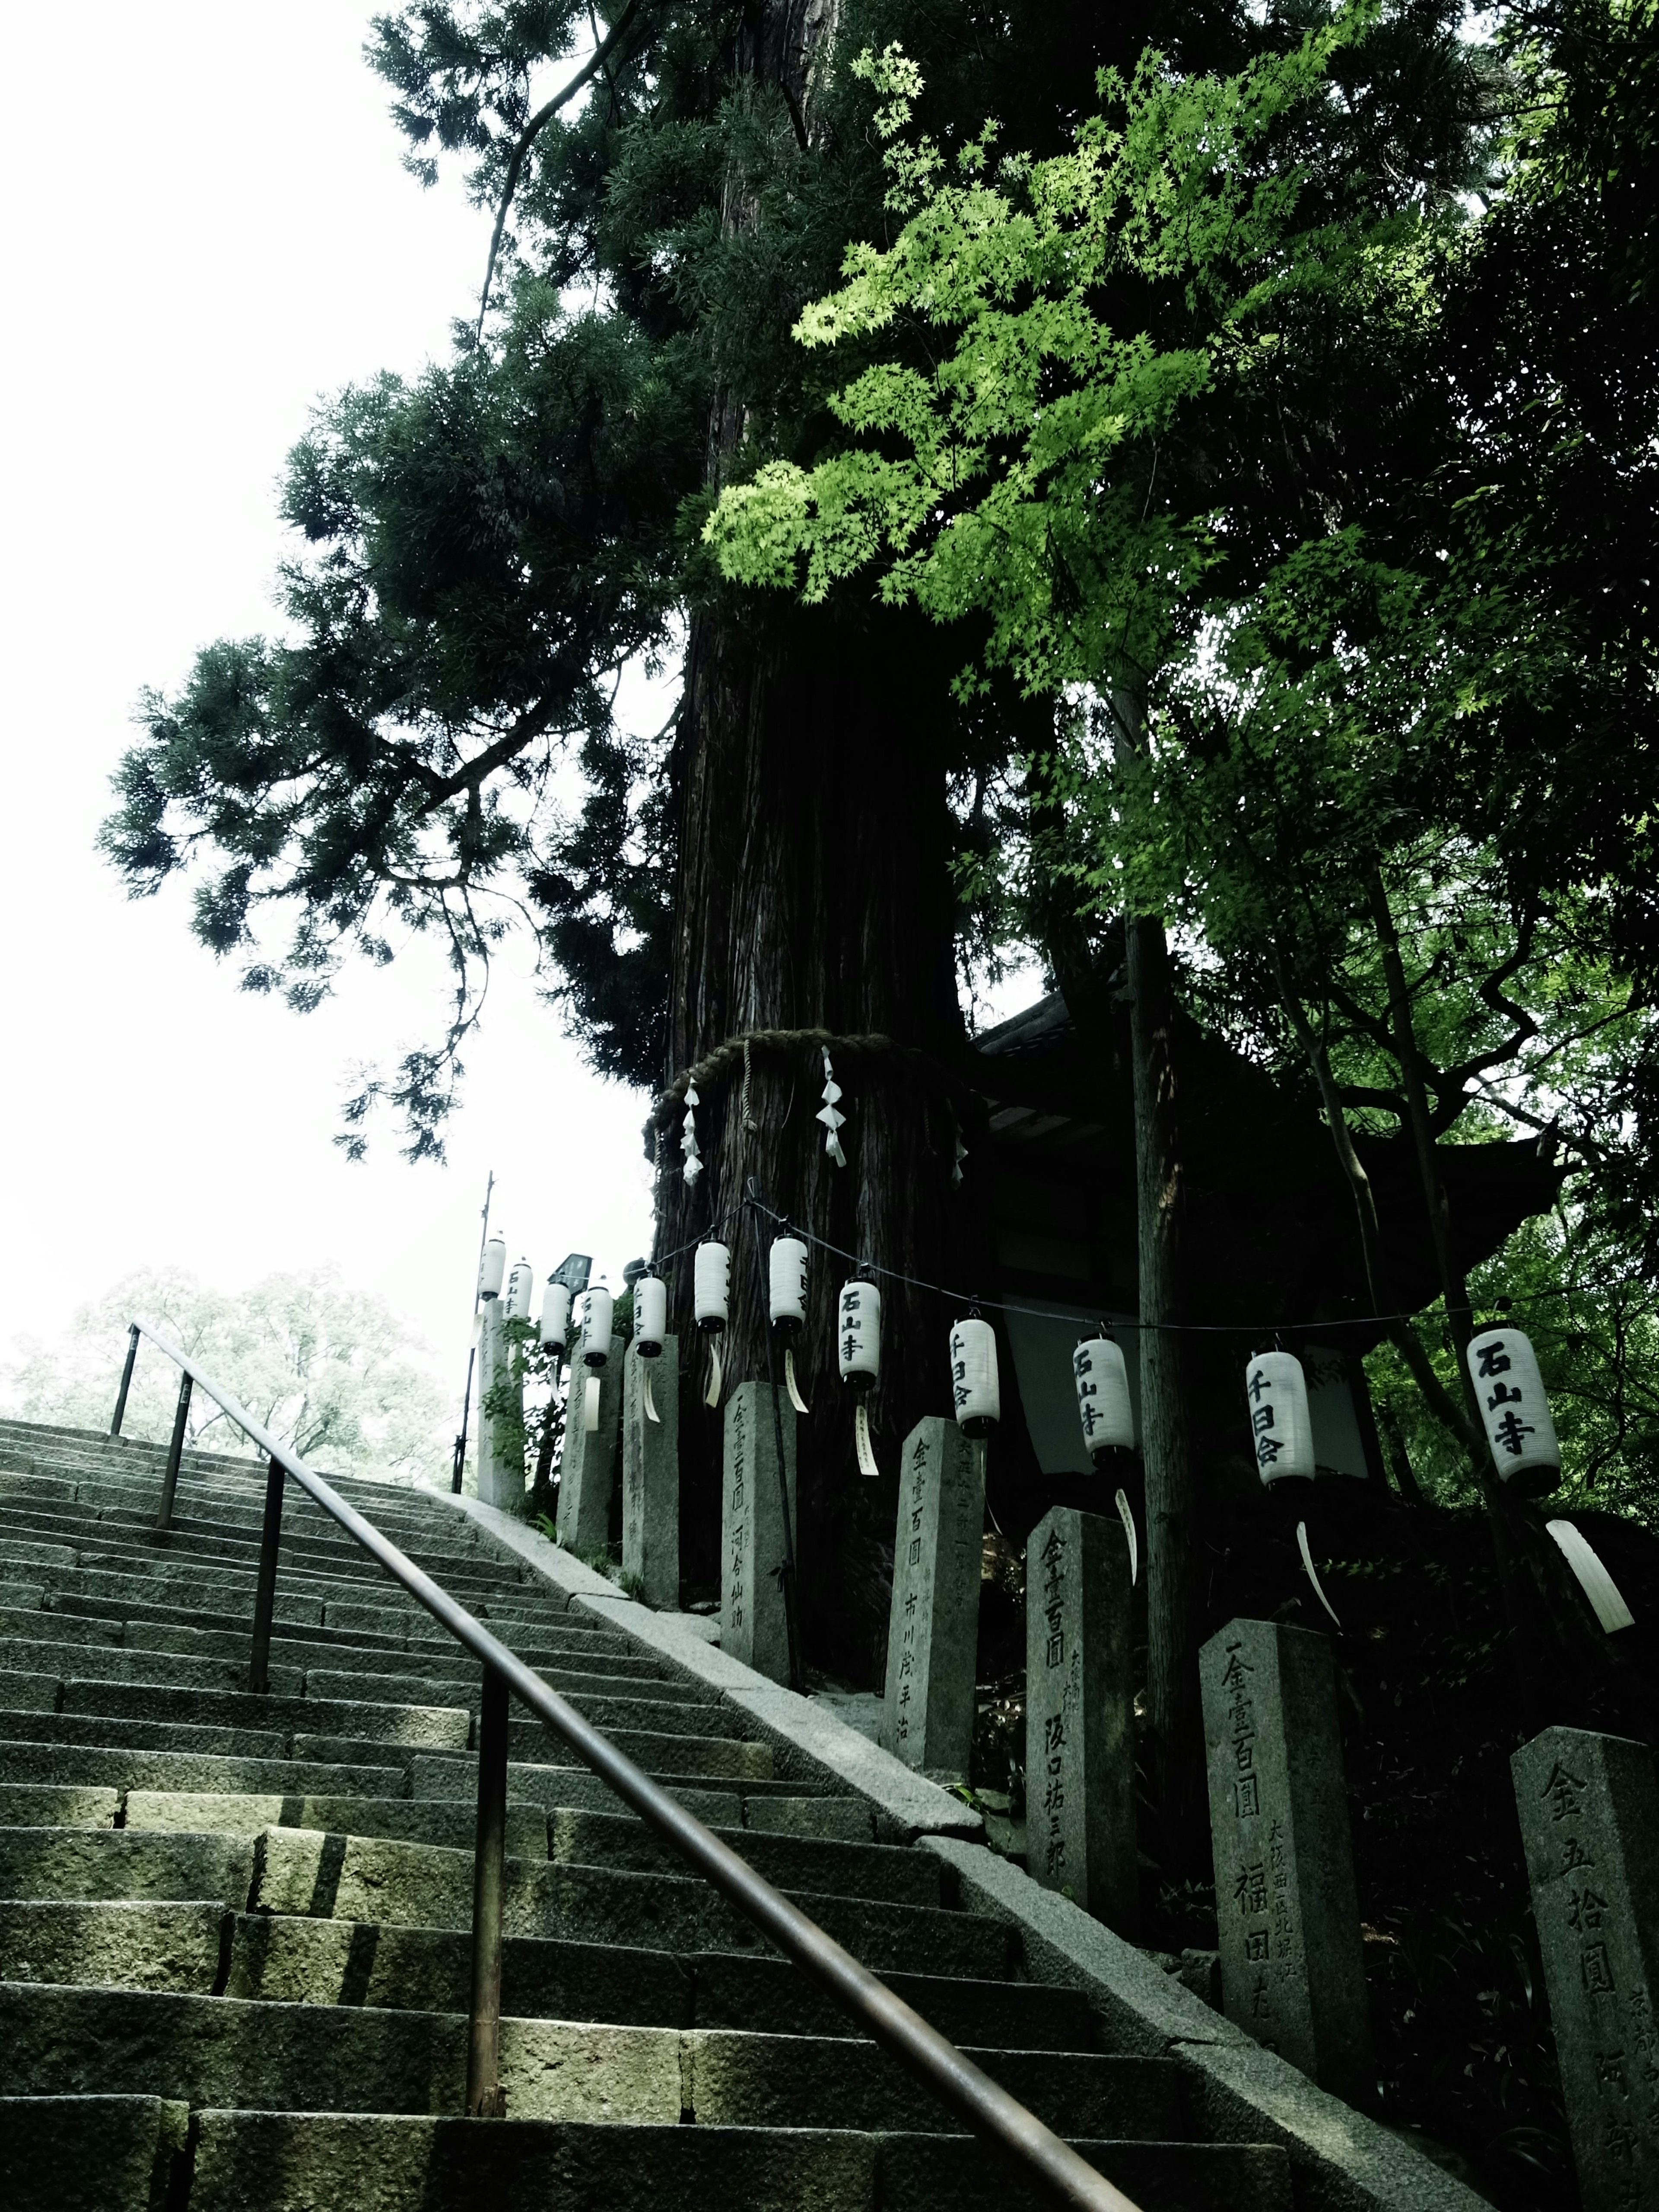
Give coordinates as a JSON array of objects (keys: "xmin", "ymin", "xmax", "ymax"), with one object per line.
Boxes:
[
  {"xmin": 556, "ymin": 1333, "xmax": 624, "ymax": 1553},
  {"xmin": 1200, "ymin": 1618, "xmax": 1373, "ymax": 2101},
  {"xmin": 721, "ymin": 1381, "xmax": 796, "ymax": 1684},
  {"xmin": 1512, "ymin": 1725, "xmax": 1659, "ymax": 2212},
  {"xmin": 622, "ymin": 1335, "xmax": 679, "ymax": 1608},
  {"xmin": 1024, "ymin": 1504, "xmax": 1138, "ymax": 1933},
  {"xmin": 476, "ymin": 1300, "xmax": 524, "ymax": 1513},
  {"xmin": 880, "ymin": 1417, "xmax": 983, "ymax": 1778}
]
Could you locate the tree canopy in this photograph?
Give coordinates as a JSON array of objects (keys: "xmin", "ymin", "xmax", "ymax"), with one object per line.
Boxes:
[
  {"xmin": 704, "ymin": 0, "xmax": 1659, "ymax": 1499},
  {"xmin": 8, "ymin": 1268, "xmax": 448, "ymax": 1481}
]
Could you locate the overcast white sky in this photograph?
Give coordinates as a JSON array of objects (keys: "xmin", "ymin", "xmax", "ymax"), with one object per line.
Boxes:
[{"xmin": 0, "ymin": 2, "xmax": 661, "ymax": 1408}]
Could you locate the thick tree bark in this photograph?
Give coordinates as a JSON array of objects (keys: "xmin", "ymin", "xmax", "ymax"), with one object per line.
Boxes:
[
  {"xmin": 1125, "ymin": 910, "xmax": 1203, "ymax": 1859},
  {"xmin": 654, "ymin": 599, "xmax": 982, "ymax": 1678}
]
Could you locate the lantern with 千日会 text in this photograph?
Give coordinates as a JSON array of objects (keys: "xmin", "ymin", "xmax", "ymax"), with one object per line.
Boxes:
[
  {"xmin": 1074, "ymin": 1332, "xmax": 1139, "ymax": 1583},
  {"xmin": 1243, "ymin": 1349, "xmax": 1338, "ymax": 1626}
]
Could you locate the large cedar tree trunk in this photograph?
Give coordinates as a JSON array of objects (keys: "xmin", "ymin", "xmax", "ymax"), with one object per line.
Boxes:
[
  {"xmin": 645, "ymin": 2, "xmax": 1022, "ymax": 1682},
  {"xmin": 654, "ymin": 601, "xmax": 988, "ymax": 1678}
]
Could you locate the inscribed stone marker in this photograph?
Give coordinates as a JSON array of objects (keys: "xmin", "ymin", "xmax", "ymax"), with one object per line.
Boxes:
[
  {"xmin": 475, "ymin": 1301, "xmax": 523, "ymax": 1513},
  {"xmin": 622, "ymin": 1335, "xmax": 680, "ymax": 1608},
  {"xmin": 1512, "ymin": 1725, "xmax": 1659, "ymax": 2212},
  {"xmin": 1024, "ymin": 1504, "xmax": 1138, "ymax": 1933},
  {"xmin": 1200, "ymin": 1618, "xmax": 1372, "ymax": 2101},
  {"xmin": 721, "ymin": 1380, "xmax": 797, "ymax": 1684},
  {"xmin": 880, "ymin": 1418, "xmax": 983, "ymax": 1777},
  {"xmin": 555, "ymin": 1332, "xmax": 624, "ymax": 1555}
]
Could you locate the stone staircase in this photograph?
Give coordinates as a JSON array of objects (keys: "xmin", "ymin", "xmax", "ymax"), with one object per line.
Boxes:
[{"xmin": 0, "ymin": 1414, "xmax": 1294, "ymax": 2211}]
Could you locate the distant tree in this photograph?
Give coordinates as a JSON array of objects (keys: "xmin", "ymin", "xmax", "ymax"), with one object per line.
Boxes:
[{"xmin": 6, "ymin": 1268, "xmax": 448, "ymax": 1484}]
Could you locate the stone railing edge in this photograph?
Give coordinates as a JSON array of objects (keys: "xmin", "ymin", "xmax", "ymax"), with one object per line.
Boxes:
[
  {"xmin": 921, "ymin": 1838, "xmax": 1491, "ymax": 2212},
  {"xmin": 437, "ymin": 1489, "xmax": 983, "ymax": 1844}
]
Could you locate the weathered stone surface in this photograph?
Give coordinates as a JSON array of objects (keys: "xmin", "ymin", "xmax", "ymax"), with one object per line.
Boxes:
[
  {"xmin": 0, "ymin": 1825, "xmax": 255, "ymax": 1904},
  {"xmin": 1512, "ymin": 1725, "xmax": 1659, "ymax": 2212},
  {"xmin": 721, "ymin": 1383, "xmax": 798, "ymax": 1685},
  {"xmin": 0, "ymin": 1738, "xmax": 405, "ymax": 1799},
  {"xmin": 880, "ymin": 1418, "xmax": 982, "ymax": 1778},
  {"xmin": 0, "ymin": 1899, "xmax": 226, "ymax": 1992},
  {"xmin": 1199, "ymin": 1618, "xmax": 1372, "ymax": 2102},
  {"xmin": 0, "ymin": 1783, "xmax": 119, "ymax": 1827},
  {"xmin": 556, "ymin": 1332, "xmax": 625, "ymax": 1554},
  {"xmin": 0, "ymin": 2093, "xmax": 188, "ymax": 2212},
  {"xmin": 544, "ymin": 1806, "xmax": 939, "ymax": 1906},
  {"xmin": 188, "ymin": 2112, "xmax": 880, "ymax": 2212},
  {"xmin": 1024, "ymin": 1505, "xmax": 1138, "ymax": 1932},
  {"xmin": 124, "ymin": 1788, "xmax": 547, "ymax": 1857},
  {"xmin": 476, "ymin": 1300, "xmax": 524, "ymax": 1513},
  {"xmin": 623, "ymin": 1337, "xmax": 680, "ymax": 1607}
]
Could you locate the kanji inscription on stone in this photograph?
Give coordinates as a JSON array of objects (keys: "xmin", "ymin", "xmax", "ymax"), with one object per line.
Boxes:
[
  {"xmin": 475, "ymin": 1299, "xmax": 524, "ymax": 1513},
  {"xmin": 554, "ymin": 1331, "xmax": 623, "ymax": 1554},
  {"xmin": 880, "ymin": 1418, "xmax": 982, "ymax": 1777},
  {"xmin": 1024, "ymin": 1504, "xmax": 1138, "ymax": 1933},
  {"xmin": 622, "ymin": 1334, "xmax": 680, "ymax": 1608},
  {"xmin": 1512, "ymin": 1726, "xmax": 1659, "ymax": 2212},
  {"xmin": 1200, "ymin": 1618, "xmax": 1372, "ymax": 2101},
  {"xmin": 721, "ymin": 1381, "xmax": 796, "ymax": 1684}
]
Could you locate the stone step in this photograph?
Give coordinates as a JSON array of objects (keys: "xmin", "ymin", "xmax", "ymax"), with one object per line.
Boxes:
[
  {"xmin": 0, "ymin": 1983, "xmax": 1155, "ymax": 2136},
  {"xmin": 499, "ymin": 1692, "xmax": 737, "ymax": 1747},
  {"xmin": 542, "ymin": 1807, "xmax": 940, "ymax": 1907},
  {"xmin": 0, "ymin": 1599, "xmax": 645, "ymax": 1674},
  {"xmin": 249, "ymin": 1829, "xmax": 1013, "ymax": 1977},
  {"xmin": 0, "ymin": 1501, "xmax": 504, "ymax": 1584},
  {"xmin": 178, "ymin": 2114, "xmax": 1293, "ymax": 2212},
  {"xmin": 55, "ymin": 1678, "xmax": 474, "ymax": 1750},
  {"xmin": 0, "ymin": 1539, "xmax": 76, "ymax": 1572},
  {"xmin": 0, "ymin": 1737, "xmax": 407, "ymax": 1799},
  {"xmin": 0, "ymin": 2094, "xmax": 188, "ymax": 2212},
  {"xmin": 0, "ymin": 1826, "xmax": 255, "ymax": 1904},
  {"xmin": 3, "ymin": 1705, "xmax": 293, "ymax": 1761},
  {"xmin": 302, "ymin": 1662, "xmax": 703, "ymax": 1708},
  {"xmin": 126, "ymin": 1790, "xmax": 550, "ymax": 1859},
  {"xmin": 0, "ymin": 1900, "xmax": 227, "ymax": 1993},
  {"xmin": 408, "ymin": 1754, "xmax": 851, "ymax": 1820},
  {"xmin": 0, "ymin": 1785, "xmax": 121, "ymax": 1828},
  {"xmin": 505, "ymin": 1726, "xmax": 772, "ymax": 1783},
  {"xmin": 230, "ymin": 1915, "xmax": 1100, "ymax": 2050},
  {"xmin": 0, "ymin": 1668, "xmax": 59, "ymax": 1711},
  {"xmin": 0, "ymin": 1637, "xmax": 307, "ymax": 1698}
]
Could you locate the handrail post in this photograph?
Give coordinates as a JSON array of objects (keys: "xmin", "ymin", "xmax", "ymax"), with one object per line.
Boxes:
[
  {"xmin": 249, "ymin": 1456, "xmax": 285, "ymax": 1693},
  {"xmin": 110, "ymin": 1325, "xmax": 141, "ymax": 1439},
  {"xmin": 466, "ymin": 1663, "xmax": 509, "ymax": 2116},
  {"xmin": 156, "ymin": 1371, "xmax": 192, "ymax": 1532}
]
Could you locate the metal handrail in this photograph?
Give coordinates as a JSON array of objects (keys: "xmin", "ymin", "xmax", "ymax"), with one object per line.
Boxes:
[{"xmin": 113, "ymin": 1315, "xmax": 1143, "ymax": 2212}]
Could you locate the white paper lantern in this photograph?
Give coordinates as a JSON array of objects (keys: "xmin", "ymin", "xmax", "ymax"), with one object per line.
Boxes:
[
  {"xmin": 539, "ymin": 1280, "xmax": 572, "ymax": 1352},
  {"xmin": 634, "ymin": 1274, "xmax": 668, "ymax": 1358},
  {"xmin": 1465, "ymin": 1328, "xmax": 1560, "ymax": 1491},
  {"xmin": 1074, "ymin": 1336, "xmax": 1134, "ymax": 1456},
  {"xmin": 950, "ymin": 1317, "xmax": 1000, "ymax": 1436},
  {"xmin": 478, "ymin": 1235, "xmax": 506, "ymax": 1301},
  {"xmin": 1244, "ymin": 1352, "xmax": 1314, "ymax": 1484},
  {"xmin": 694, "ymin": 1242, "xmax": 731, "ymax": 1331},
  {"xmin": 837, "ymin": 1281, "xmax": 881, "ymax": 1386},
  {"xmin": 769, "ymin": 1237, "xmax": 808, "ymax": 1328},
  {"xmin": 505, "ymin": 1259, "xmax": 534, "ymax": 1320},
  {"xmin": 582, "ymin": 1286, "xmax": 614, "ymax": 1369}
]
